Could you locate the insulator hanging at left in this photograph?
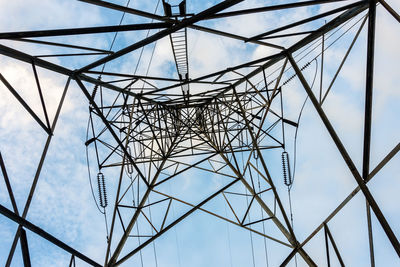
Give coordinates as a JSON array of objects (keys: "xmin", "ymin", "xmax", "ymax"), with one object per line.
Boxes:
[
  {"xmin": 91, "ymin": 76, "xmax": 101, "ymax": 99},
  {"xmin": 91, "ymin": 84, "xmax": 98, "ymax": 99},
  {"xmin": 97, "ymin": 172, "xmax": 108, "ymax": 208},
  {"xmin": 282, "ymin": 151, "xmax": 292, "ymax": 187},
  {"xmin": 126, "ymin": 146, "xmax": 134, "ymax": 174}
]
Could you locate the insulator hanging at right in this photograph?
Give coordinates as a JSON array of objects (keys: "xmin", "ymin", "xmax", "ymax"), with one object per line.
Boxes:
[
  {"xmin": 282, "ymin": 151, "xmax": 292, "ymax": 187},
  {"xmin": 97, "ymin": 172, "xmax": 108, "ymax": 208}
]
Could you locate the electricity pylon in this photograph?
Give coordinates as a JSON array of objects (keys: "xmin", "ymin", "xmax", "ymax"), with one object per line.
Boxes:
[{"xmin": 1, "ymin": 0, "xmax": 399, "ymax": 266}]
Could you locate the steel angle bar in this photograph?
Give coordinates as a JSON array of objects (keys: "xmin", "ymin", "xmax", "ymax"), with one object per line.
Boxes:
[
  {"xmin": 260, "ymin": 31, "xmax": 316, "ymax": 40},
  {"xmin": 35, "ymin": 52, "xmax": 108, "ymax": 58},
  {"xmin": 84, "ymin": 70, "xmax": 182, "ymax": 82},
  {"xmin": 366, "ymin": 200, "xmax": 376, "ymax": 267},
  {"xmin": 324, "ymin": 223, "xmax": 331, "ymax": 267},
  {"xmin": 31, "ymin": 62, "xmax": 51, "ymax": 130},
  {"xmin": 10, "ymin": 38, "xmax": 113, "ymax": 53},
  {"xmin": 363, "ymin": 1, "xmax": 377, "ymax": 265},
  {"xmin": 324, "ymin": 224, "xmax": 345, "ymax": 267},
  {"xmin": 20, "ymin": 228, "xmax": 32, "ymax": 267},
  {"xmin": 189, "ymin": 25, "xmax": 284, "ymax": 49},
  {"xmin": 370, "ymin": 142, "xmax": 400, "ymax": 178},
  {"xmin": 69, "ymin": 255, "xmax": 76, "ymax": 267},
  {"xmin": 0, "ymin": 23, "xmax": 171, "ymax": 39},
  {"xmin": 0, "ymin": 152, "xmax": 19, "ymax": 215},
  {"xmin": 362, "ymin": 0, "xmax": 376, "ymax": 186}
]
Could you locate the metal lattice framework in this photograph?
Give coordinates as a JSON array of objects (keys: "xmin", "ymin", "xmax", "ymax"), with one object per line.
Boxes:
[{"xmin": 1, "ymin": 0, "xmax": 400, "ymax": 266}]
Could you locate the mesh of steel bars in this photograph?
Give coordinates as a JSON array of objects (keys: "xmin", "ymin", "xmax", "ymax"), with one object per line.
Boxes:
[{"xmin": 0, "ymin": 0, "xmax": 400, "ymax": 266}]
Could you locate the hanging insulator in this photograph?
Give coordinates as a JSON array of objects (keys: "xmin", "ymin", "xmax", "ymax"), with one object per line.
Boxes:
[
  {"xmin": 97, "ymin": 172, "xmax": 108, "ymax": 208},
  {"xmin": 91, "ymin": 84, "xmax": 98, "ymax": 99},
  {"xmin": 126, "ymin": 146, "xmax": 134, "ymax": 174},
  {"xmin": 91, "ymin": 76, "xmax": 102, "ymax": 99},
  {"xmin": 282, "ymin": 60, "xmax": 313, "ymax": 86},
  {"xmin": 282, "ymin": 151, "xmax": 292, "ymax": 186},
  {"xmin": 253, "ymin": 150, "xmax": 258, "ymax": 160}
]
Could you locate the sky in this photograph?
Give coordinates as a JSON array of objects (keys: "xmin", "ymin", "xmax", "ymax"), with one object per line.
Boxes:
[{"xmin": 0, "ymin": 0, "xmax": 400, "ymax": 266}]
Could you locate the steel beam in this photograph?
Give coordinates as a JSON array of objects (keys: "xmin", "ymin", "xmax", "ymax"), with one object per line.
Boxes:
[
  {"xmin": 0, "ymin": 23, "xmax": 171, "ymax": 39},
  {"xmin": 325, "ymin": 224, "xmax": 345, "ymax": 267},
  {"xmin": 19, "ymin": 229, "xmax": 32, "ymax": 267},
  {"xmin": 0, "ymin": 152, "xmax": 19, "ymax": 215},
  {"xmin": 363, "ymin": 2, "xmax": 377, "ymax": 265},
  {"xmin": 379, "ymin": 0, "xmax": 400, "ymax": 23}
]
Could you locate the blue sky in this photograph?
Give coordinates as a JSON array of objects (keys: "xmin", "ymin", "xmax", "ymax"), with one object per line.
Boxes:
[{"xmin": 0, "ymin": 0, "xmax": 400, "ymax": 266}]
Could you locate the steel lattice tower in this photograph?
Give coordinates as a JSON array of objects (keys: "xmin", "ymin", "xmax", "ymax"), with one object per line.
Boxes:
[{"xmin": 0, "ymin": 0, "xmax": 399, "ymax": 266}]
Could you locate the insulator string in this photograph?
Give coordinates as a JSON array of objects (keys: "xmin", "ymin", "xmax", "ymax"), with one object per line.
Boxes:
[
  {"xmin": 90, "ymin": 76, "xmax": 101, "ymax": 100},
  {"xmin": 97, "ymin": 172, "xmax": 108, "ymax": 208},
  {"xmin": 282, "ymin": 151, "xmax": 292, "ymax": 187},
  {"xmin": 85, "ymin": 115, "xmax": 104, "ymax": 214},
  {"xmin": 126, "ymin": 145, "xmax": 134, "ymax": 176}
]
